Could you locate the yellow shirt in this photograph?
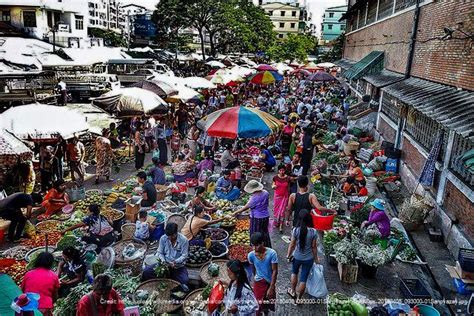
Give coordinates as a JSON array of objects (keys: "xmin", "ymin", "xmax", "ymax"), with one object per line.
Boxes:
[{"xmin": 181, "ymin": 215, "xmax": 209, "ymax": 240}]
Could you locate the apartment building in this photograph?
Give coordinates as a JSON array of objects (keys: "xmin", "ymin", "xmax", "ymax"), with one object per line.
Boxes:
[
  {"xmin": 320, "ymin": 5, "xmax": 347, "ymax": 43},
  {"xmin": 260, "ymin": 2, "xmax": 306, "ymax": 38},
  {"xmin": 88, "ymin": 0, "xmax": 120, "ymax": 33}
]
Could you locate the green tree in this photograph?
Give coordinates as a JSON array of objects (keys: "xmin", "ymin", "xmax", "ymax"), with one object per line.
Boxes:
[
  {"xmin": 320, "ymin": 34, "xmax": 344, "ymax": 62},
  {"xmin": 89, "ymin": 28, "xmax": 127, "ymax": 47},
  {"xmin": 268, "ymin": 33, "xmax": 317, "ymax": 63}
]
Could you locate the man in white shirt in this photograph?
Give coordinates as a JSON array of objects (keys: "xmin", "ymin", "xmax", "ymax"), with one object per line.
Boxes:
[
  {"xmin": 57, "ymin": 79, "xmax": 67, "ymax": 105},
  {"xmin": 296, "ymin": 101, "xmax": 306, "ymax": 115}
]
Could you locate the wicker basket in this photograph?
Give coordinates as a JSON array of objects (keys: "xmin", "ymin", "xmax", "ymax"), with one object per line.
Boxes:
[
  {"xmin": 200, "ymin": 259, "xmax": 230, "ymax": 285},
  {"xmin": 135, "ymin": 279, "xmax": 182, "ymax": 314},
  {"xmin": 167, "ymin": 214, "xmax": 186, "ymax": 232},
  {"xmin": 155, "ymin": 185, "xmax": 169, "ymax": 201},
  {"xmin": 113, "ymin": 239, "xmax": 147, "ymax": 276},
  {"xmin": 186, "ymin": 249, "xmax": 212, "ymax": 269},
  {"xmin": 183, "ymin": 289, "xmax": 206, "ymax": 316},
  {"xmin": 85, "ymin": 189, "xmax": 103, "ymax": 197},
  {"xmin": 35, "ymin": 220, "xmax": 61, "ymax": 232},
  {"xmin": 343, "ymin": 141, "xmax": 360, "ymax": 156},
  {"xmin": 121, "ymin": 223, "xmax": 136, "ymax": 240}
]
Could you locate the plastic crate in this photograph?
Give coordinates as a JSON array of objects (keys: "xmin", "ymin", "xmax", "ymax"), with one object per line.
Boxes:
[
  {"xmin": 399, "ymin": 279, "xmax": 431, "ymax": 302},
  {"xmin": 458, "ymin": 248, "xmax": 474, "ymax": 273}
]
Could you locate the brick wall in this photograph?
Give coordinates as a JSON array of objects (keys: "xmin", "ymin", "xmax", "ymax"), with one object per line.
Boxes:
[
  {"xmin": 401, "ymin": 135, "xmax": 426, "ymax": 178},
  {"xmin": 377, "ymin": 116, "xmax": 397, "ymax": 143},
  {"xmin": 412, "ymin": 1, "xmax": 474, "ymax": 91},
  {"xmin": 343, "ymin": 10, "xmax": 414, "ymax": 73},
  {"xmin": 443, "ymin": 180, "xmax": 474, "ymax": 239}
]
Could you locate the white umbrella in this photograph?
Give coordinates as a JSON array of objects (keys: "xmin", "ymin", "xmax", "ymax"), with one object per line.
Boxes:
[
  {"xmin": 317, "ymin": 62, "xmax": 336, "ymax": 68},
  {"xmin": 167, "ymin": 85, "xmax": 202, "ymax": 103},
  {"xmin": 93, "ymin": 87, "xmax": 167, "ymax": 116},
  {"xmin": 205, "ymin": 60, "xmax": 226, "ymax": 68},
  {"xmin": 0, "ymin": 103, "xmax": 89, "ymax": 140},
  {"xmin": 183, "ymin": 77, "xmax": 217, "ymax": 89},
  {"xmin": 272, "ymin": 62, "xmax": 294, "ymax": 74}
]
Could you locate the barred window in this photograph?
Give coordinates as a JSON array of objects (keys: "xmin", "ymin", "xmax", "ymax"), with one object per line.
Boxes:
[
  {"xmin": 23, "ymin": 11, "xmax": 36, "ymax": 28},
  {"xmin": 366, "ymin": 0, "xmax": 378, "ymax": 24},
  {"xmin": 449, "ymin": 134, "xmax": 474, "ymax": 188},
  {"xmin": 377, "ymin": 0, "xmax": 394, "ymax": 20},
  {"xmin": 380, "ymin": 93, "xmax": 400, "ymax": 123},
  {"xmin": 357, "ymin": 8, "xmax": 366, "ymax": 28}
]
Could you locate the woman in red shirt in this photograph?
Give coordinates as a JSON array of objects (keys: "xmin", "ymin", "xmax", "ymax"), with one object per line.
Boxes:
[
  {"xmin": 357, "ymin": 179, "xmax": 368, "ymax": 196},
  {"xmin": 21, "ymin": 252, "xmax": 59, "ymax": 316},
  {"xmin": 76, "ymin": 274, "xmax": 124, "ymax": 316}
]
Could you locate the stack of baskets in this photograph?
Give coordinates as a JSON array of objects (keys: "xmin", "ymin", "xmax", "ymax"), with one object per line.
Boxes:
[
  {"xmin": 113, "ymin": 239, "xmax": 147, "ymax": 276},
  {"xmin": 121, "ymin": 223, "xmax": 136, "ymax": 240}
]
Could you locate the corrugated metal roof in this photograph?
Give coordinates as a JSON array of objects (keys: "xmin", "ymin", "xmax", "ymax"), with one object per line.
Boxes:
[
  {"xmin": 363, "ymin": 70, "xmax": 405, "ymax": 88},
  {"xmin": 382, "ymin": 77, "xmax": 474, "ymax": 140},
  {"xmin": 334, "ymin": 58, "xmax": 356, "ymax": 70},
  {"xmin": 343, "ymin": 51, "xmax": 384, "ymax": 80}
]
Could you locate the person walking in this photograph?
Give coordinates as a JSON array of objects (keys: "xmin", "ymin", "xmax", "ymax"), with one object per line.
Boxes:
[
  {"xmin": 248, "ymin": 232, "xmax": 278, "ymax": 316},
  {"xmin": 154, "ymin": 120, "xmax": 168, "ymax": 166},
  {"xmin": 286, "ymin": 209, "xmax": 319, "ymax": 303},
  {"xmin": 134, "ymin": 122, "xmax": 146, "ymax": 170},
  {"xmin": 66, "ymin": 137, "xmax": 85, "ymax": 185},
  {"xmin": 300, "ymin": 127, "xmax": 314, "ymax": 175},
  {"xmin": 95, "ymin": 129, "xmax": 114, "ymax": 184},
  {"xmin": 272, "ymin": 165, "xmax": 290, "ymax": 233}
]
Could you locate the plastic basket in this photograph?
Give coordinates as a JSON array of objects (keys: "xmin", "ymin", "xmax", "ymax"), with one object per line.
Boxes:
[
  {"xmin": 399, "ymin": 279, "xmax": 431, "ymax": 302},
  {"xmin": 415, "ymin": 304, "xmax": 440, "ymax": 316},
  {"xmin": 67, "ymin": 186, "xmax": 85, "ymax": 202},
  {"xmin": 458, "ymin": 248, "xmax": 474, "ymax": 273},
  {"xmin": 311, "ymin": 209, "xmax": 336, "ymax": 231}
]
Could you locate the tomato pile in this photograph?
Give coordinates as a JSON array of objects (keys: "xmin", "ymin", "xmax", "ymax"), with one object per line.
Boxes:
[
  {"xmin": 0, "ymin": 260, "xmax": 27, "ymax": 284},
  {"xmin": 21, "ymin": 232, "xmax": 62, "ymax": 248},
  {"xmin": 228, "ymin": 244, "xmax": 252, "ymax": 262},
  {"xmin": 235, "ymin": 219, "xmax": 250, "ymax": 231}
]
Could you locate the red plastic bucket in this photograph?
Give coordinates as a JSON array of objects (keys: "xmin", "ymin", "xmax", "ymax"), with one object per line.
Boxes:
[{"xmin": 311, "ymin": 209, "xmax": 336, "ymax": 231}]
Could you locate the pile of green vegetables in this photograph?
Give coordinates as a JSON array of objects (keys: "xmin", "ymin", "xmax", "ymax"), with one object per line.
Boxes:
[
  {"xmin": 53, "ymin": 282, "xmax": 91, "ymax": 316},
  {"xmin": 322, "ymin": 132, "xmax": 337, "ymax": 145},
  {"xmin": 327, "ymin": 293, "xmax": 368, "ymax": 316},
  {"xmin": 154, "ymin": 260, "xmax": 170, "ymax": 278},
  {"xmin": 323, "ymin": 231, "xmax": 342, "ymax": 255},
  {"xmin": 56, "ymin": 234, "xmax": 79, "ymax": 251}
]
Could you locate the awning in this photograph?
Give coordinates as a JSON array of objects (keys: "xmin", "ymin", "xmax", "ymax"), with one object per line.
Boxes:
[
  {"xmin": 363, "ymin": 70, "xmax": 405, "ymax": 88},
  {"xmin": 343, "ymin": 51, "xmax": 384, "ymax": 80},
  {"xmin": 334, "ymin": 58, "xmax": 356, "ymax": 71},
  {"xmin": 382, "ymin": 77, "xmax": 474, "ymax": 140}
]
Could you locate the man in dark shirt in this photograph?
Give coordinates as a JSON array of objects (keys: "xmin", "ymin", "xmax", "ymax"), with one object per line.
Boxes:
[
  {"xmin": 0, "ymin": 192, "xmax": 42, "ymax": 241},
  {"xmin": 137, "ymin": 172, "xmax": 157, "ymax": 207}
]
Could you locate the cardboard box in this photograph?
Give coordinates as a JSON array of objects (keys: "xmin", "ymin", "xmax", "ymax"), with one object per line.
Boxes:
[
  {"xmin": 445, "ymin": 265, "xmax": 474, "ymax": 284},
  {"xmin": 456, "ymin": 261, "xmax": 474, "ymax": 280},
  {"xmin": 125, "ymin": 198, "xmax": 141, "ymax": 222}
]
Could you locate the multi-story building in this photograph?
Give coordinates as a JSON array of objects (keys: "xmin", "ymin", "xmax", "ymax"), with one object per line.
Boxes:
[
  {"xmin": 320, "ymin": 5, "xmax": 347, "ymax": 43},
  {"xmin": 88, "ymin": 0, "xmax": 120, "ymax": 33},
  {"xmin": 260, "ymin": 2, "xmax": 306, "ymax": 38},
  {"xmin": 119, "ymin": 3, "xmax": 152, "ymax": 40},
  {"xmin": 0, "ymin": 0, "xmax": 90, "ymax": 47},
  {"xmin": 337, "ymin": 0, "xmax": 473, "ymax": 255}
]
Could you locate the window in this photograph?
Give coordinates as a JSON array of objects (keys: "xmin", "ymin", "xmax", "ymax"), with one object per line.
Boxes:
[
  {"xmin": 23, "ymin": 11, "xmax": 36, "ymax": 27},
  {"xmin": 75, "ymin": 15, "xmax": 84, "ymax": 30},
  {"xmin": 329, "ymin": 12, "xmax": 334, "ymax": 18},
  {"xmin": 268, "ymin": 10, "xmax": 273, "ymax": 16},
  {"xmin": 292, "ymin": 11, "xmax": 297, "ymax": 17},
  {"xmin": 278, "ymin": 33, "xmax": 284, "ymax": 38},
  {"xmin": 328, "ymin": 24, "xmax": 333, "ymax": 30},
  {"xmin": 279, "ymin": 22, "xmax": 285, "ymax": 28},
  {"xmin": 290, "ymin": 22, "xmax": 295, "ymax": 28},
  {"xmin": 280, "ymin": 11, "xmax": 285, "ymax": 16},
  {"xmin": 1, "ymin": 10, "xmax": 11, "ymax": 23},
  {"xmin": 378, "ymin": 0, "xmax": 394, "ymax": 20},
  {"xmin": 341, "ymin": 24, "xmax": 346, "ymax": 30}
]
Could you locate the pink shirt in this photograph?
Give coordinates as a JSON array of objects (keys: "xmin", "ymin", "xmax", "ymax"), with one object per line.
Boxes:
[{"xmin": 21, "ymin": 268, "xmax": 59, "ymax": 309}]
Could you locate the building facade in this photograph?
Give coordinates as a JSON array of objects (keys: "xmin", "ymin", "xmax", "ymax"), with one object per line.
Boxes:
[
  {"xmin": 0, "ymin": 0, "xmax": 90, "ymax": 47},
  {"xmin": 260, "ymin": 2, "xmax": 306, "ymax": 38},
  {"xmin": 338, "ymin": 0, "xmax": 473, "ymax": 255},
  {"xmin": 320, "ymin": 5, "xmax": 347, "ymax": 43},
  {"xmin": 88, "ymin": 0, "xmax": 121, "ymax": 33}
]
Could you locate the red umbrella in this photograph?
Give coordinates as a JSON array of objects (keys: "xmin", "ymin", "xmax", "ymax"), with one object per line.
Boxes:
[
  {"xmin": 208, "ymin": 69, "xmax": 218, "ymax": 76},
  {"xmin": 256, "ymin": 64, "xmax": 277, "ymax": 71},
  {"xmin": 226, "ymin": 80, "xmax": 239, "ymax": 87}
]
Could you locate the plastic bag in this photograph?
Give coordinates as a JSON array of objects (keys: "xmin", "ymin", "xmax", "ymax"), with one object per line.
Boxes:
[
  {"xmin": 23, "ymin": 220, "xmax": 36, "ymax": 237},
  {"xmin": 208, "ymin": 281, "xmax": 225, "ymax": 313},
  {"xmin": 306, "ymin": 263, "xmax": 328, "ymax": 298},
  {"xmin": 152, "ymin": 149, "xmax": 160, "ymax": 159}
]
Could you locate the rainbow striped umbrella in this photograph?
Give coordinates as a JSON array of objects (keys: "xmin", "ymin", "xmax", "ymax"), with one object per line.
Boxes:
[
  {"xmin": 197, "ymin": 106, "xmax": 283, "ymax": 139},
  {"xmin": 248, "ymin": 71, "xmax": 283, "ymax": 85}
]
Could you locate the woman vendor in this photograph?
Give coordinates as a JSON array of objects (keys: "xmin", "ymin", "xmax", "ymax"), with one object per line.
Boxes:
[
  {"xmin": 181, "ymin": 206, "xmax": 227, "ymax": 244},
  {"xmin": 220, "ymin": 143, "xmax": 239, "ymax": 170},
  {"xmin": 172, "ymin": 153, "xmax": 195, "ymax": 183},
  {"xmin": 190, "ymin": 186, "xmax": 216, "ymax": 212},
  {"xmin": 361, "ymin": 199, "xmax": 391, "ymax": 239},
  {"xmin": 215, "ymin": 170, "xmax": 241, "ymax": 201},
  {"xmin": 56, "ymin": 247, "xmax": 86, "ymax": 297},
  {"xmin": 260, "ymin": 145, "xmax": 276, "ymax": 172},
  {"xmin": 40, "ymin": 179, "xmax": 69, "ymax": 218},
  {"xmin": 62, "ymin": 204, "xmax": 115, "ymax": 249},
  {"xmin": 233, "ymin": 180, "xmax": 272, "ymax": 247}
]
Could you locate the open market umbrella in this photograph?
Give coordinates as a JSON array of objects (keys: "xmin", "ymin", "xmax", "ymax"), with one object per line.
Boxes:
[
  {"xmin": 93, "ymin": 87, "xmax": 167, "ymax": 116},
  {"xmin": 0, "ymin": 129, "xmax": 32, "ymax": 156},
  {"xmin": 256, "ymin": 64, "xmax": 277, "ymax": 71},
  {"xmin": 303, "ymin": 62, "xmax": 324, "ymax": 72},
  {"xmin": 197, "ymin": 106, "xmax": 283, "ymax": 139},
  {"xmin": 290, "ymin": 68, "xmax": 311, "ymax": 76},
  {"xmin": 0, "ymin": 103, "xmax": 89, "ymax": 140},
  {"xmin": 183, "ymin": 77, "xmax": 217, "ymax": 90},
  {"xmin": 248, "ymin": 71, "xmax": 283, "ymax": 85},
  {"xmin": 130, "ymin": 80, "xmax": 178, "ymax": 98},
  {"xmin": 166, "ymin": 85, "xmax": 203, "ymax": 104},
  {"xmin": 206, "ymin": 60, "xmax": 226, "ymax": 68},
  {"xmin": 317, "ymin": 62, "xmax": 336, "ymax": 68},
  {"xmin": 308, "ymin": 71, "xmax": 337, "ymax": 82}
]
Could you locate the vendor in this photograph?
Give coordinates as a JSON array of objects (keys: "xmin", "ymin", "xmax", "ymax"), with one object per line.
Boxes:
[
  {"xmin": 62, "ymin": 204, "xmax": 115, "ymax": 249},
  {"xmin": 220, "ymin": 143, "xmax": 239, "ymax": 170},
  {"xmin": 172, "ymin": 153, "xmax": 195, "ymax": 183},
  {"xmin": 260, "ymin": 145, "xmax": 276, "ymax": 172},
  {"xmin": 137, "ymin": 171, "xmax": 157, "ymax": 208},
  {"xmin": 56, "ymin": 247, "xmax": 86, "ymax": 297},
  {"xmin": 190, "ymin": 186, "xmax": 216, "ymax": 212},
  {"xmin": 342, "ymin": 176, "xmax": 357, "ymax": 196},
  {"xmin": 0, "ymin": 192, "xmax": 42, "ymax": 242},
  {"xmin": 142, "ymin": 223, "xmax": 190, "ymax": 288},
  {"xmin": 361, "ymin": 199, "xmax": 391, "ymax": 239},
  {"xmin": 181, "ymin": 206, "xmax": 226, "ymax": 243},
  {"xmin": 181, "ymin": 143, "xmax": 194, "ymax": 161},
  {"xmin": 41, "ymin": 179, "xmax": 69, "ymax": 218},
  {"xmin": 215, "ymin": 170, "xmax": 241, "ymax": 201},
  {"xmin": 147, "ymin": 157, "xmax": 166, "ymax": 185},
  {"xmin": 356, "ymin": 179, "xmax": 368, "ymax": 196},
  {"xmin": 347, "ymin": 159, "xmax": 364, "ymax": 182}
]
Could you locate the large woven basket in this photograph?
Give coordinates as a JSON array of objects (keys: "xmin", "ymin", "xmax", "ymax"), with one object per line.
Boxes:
[
  {"xmin": 135, "ymin": 279, "xmax": 182, "ymax": 314},
  {"xmin": 121, "ymin": 223, "xmax": 136, "ymax": 240},
  {"xmin": 113, "ymin": 239, "xmax": 147, "ymax": 276},
  {"xmin": 155, "ymin": 185, "xmax": 169, "ymax": 201},
  {"xmin": 167, "ymin": 214, "xmax": 186, "ymax": 232},
  {"xmin": 183, "ymin": 289, "xmax": 206, "ymax": 316},
  {"xmin": 199, "ymin": 259, "xmax": 230, "ymax": 285}
]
